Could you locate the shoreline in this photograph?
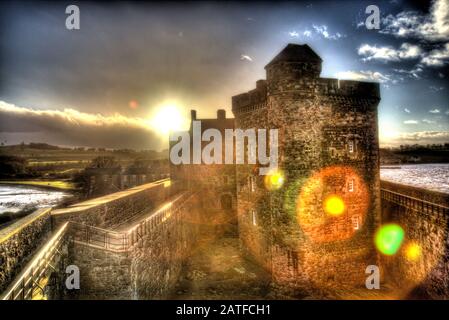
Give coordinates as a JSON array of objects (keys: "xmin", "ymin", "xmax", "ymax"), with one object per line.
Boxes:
[
  {"xmin": 0, "ymin": 182, "xmax": 77, "ymax": 225},
  {"xmin": 0, "ymin": 180, "xmax": 77, "ymax": 191}
]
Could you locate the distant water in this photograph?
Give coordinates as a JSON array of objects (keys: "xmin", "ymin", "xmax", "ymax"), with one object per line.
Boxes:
[
  {"xmin": 380, "ymin": 163, "xmax": 449, "ymax": 194},
  {"xmin": 0, "ymin": 184, "xmax": 71, "ymax": 215}
]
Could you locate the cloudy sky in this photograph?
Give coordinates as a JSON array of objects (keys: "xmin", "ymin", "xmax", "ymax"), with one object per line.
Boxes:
[{"xmin": 0, "ymin": 0, "xmax": 448, "ymax": 149}]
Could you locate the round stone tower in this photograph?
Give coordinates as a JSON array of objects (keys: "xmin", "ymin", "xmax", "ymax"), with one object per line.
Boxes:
[
  {"xmin": 265, "ymin": 43, "xmax": 322, "ymax": 95},
  {"xmin": 233, "ymin": 43, "xmax": 381, "ymax": 291}
]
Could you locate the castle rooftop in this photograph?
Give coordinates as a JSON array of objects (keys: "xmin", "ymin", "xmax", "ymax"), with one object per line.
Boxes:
[{"xmin": 265, "ymin": 43, "xmax": 322, "ymax": 68}]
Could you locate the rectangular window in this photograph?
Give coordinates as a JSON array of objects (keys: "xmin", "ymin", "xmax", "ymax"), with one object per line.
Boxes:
[
  {"xmin": 348, "ymin": 179, "xmax": 354, "ymax": 192},
  {"xmin": 348, "ymin": 140, "xmax": 354, "ymax": 153},
  {"xmin": 251, "ymin": 209, "xmax": 257, "ymax": 226},
  {"xmin": 249, "ymin": 176, "xmax": 256, "ymax": 192},
  {"xmin": 352, "ymin": 215, "xmax": 360, "ymax": 230}
]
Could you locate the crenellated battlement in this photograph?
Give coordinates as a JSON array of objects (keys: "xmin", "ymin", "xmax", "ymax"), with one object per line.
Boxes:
[
  {"xmin": 232, "ymin": 76, "xmax": 379, "ymax": 114},
  {"xmin": 232, "ymin": 80, "xmax": 267, "ymax": 114},
  {"xmin": 232, "ymin": 43, "xmax": 380, "ymax": 115},
  {"xmin": 318, "ymin": 78, "xmax": 380, "ymax": 99}
]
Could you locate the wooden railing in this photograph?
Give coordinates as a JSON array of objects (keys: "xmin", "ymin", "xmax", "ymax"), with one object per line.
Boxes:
[{"xmin": 380, "ymin": 188, "xmax": 449, "ymax": 216}]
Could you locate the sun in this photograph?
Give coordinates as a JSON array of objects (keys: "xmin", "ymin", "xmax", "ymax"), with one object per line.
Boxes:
[{"xmin": 150, "ymin": 102, "xmax": 185, "ymax": 135}]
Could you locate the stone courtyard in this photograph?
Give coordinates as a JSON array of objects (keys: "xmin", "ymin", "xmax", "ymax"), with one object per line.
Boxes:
[{"xmin": 169, "ymin": 227, "xmax": 400, "ymax": 300}]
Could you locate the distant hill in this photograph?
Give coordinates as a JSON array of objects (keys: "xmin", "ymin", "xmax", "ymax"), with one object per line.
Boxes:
[
  {"xmin": 0, "ymin": 142, "xmax": 168, "ymax": 180},
  {"xmin": 0, "ymin": 142, "xmax": 167, "ymax": 158},
  {"xmin": 380, "ymin": 144, "xmax": 449, "ymax": 165}
]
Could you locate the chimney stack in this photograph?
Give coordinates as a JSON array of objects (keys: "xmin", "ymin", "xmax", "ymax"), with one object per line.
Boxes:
[
  {"xmin": 191, "ymin": 109, "xmax": 197, "ymax": 121},
  {"xmin": 217, "ymin": 109, "xmax": 226, "ymax": 120}
]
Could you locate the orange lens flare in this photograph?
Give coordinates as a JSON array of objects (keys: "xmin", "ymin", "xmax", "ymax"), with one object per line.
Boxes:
[
  {"xmin": 128, "ymin": 100, "xmax": 138, "ymax": 109},
  {"xmin": 296, "ymin": 166, "xmax": 369, "ymax": 243},
  {"xmin": 324, "ymin": 195, "xmax": 345, "ymax": 216}
]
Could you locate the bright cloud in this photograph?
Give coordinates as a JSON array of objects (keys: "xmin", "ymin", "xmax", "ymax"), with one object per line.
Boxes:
[
  {"xmin": 380, "ymin": 129, "xmax": 449, "ymax": 146},
  {"xmin": 430, "ymin": 108, "xmax": 441, "ymax": 113},
  {"xmin": 404, "ymin": 108, "xmax": 411, "ymax": 113},
  {"xmin": 0, "ymin": 101, "xmax": 165, "ymax": 149},
  {"xmin": 358, "ymin": 43, "xmax": 422, "ymax": 62},
  {"xmin": 399, "ymin": 131, "xmax": 449, "ymax": 142},
  {"xmin": 240, "ymin": 54, "xmax": 253, "ymax": 62},
  {"xmin": 312, "ymin": 25, "xmax": 344, "ymax": 40},
  {"xmin": 358, "ymin": 41, "xmax": 449, "ymax": 69},
  {"xmin": 381, "ymin": 0, "xmax": 449, "ymax": 41},
  {"xmin": 404, "ymin": 120, "xmax": 419, "ymax": 124},
  {"xmin": 334, "ymin": 70, "xmax": 391, "ymax": 83},
  {"xmin": 421, "ymin": 43, "xmax": 449, "ymax": 66}
]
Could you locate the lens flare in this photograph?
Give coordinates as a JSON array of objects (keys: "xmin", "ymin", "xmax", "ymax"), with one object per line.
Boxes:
[
  {"xmin": 264, "ymin": 169, "xmax": 284, "ymax": 190},
  {"xmin": 296, "ymin": 166, "xmax": 369, "ymax": 243},
  {"xmin": 405, "ymin": 242, "xmax": 421, "ymax": 261},
  {"xmin": 128, "ymin": 100, "xmax": 138, "ymax": 109},
  {"xmin": 375, "ymin": 224, "xmax": 404, "ymax": 256},
  {"xmin": 324, "ymin": 195, "xmax": 345, "ymax": 216}
]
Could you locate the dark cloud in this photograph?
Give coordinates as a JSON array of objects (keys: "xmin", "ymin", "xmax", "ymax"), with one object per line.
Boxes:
[
  {"xmin": 0, "ymin": 101, "xmax": 162, "ymax": 149},
  {"xmin": 0, "ymin": 1, "xmax": 279, "ymax": 117},
  {"xmin": 0, "ymin": 1, "xmax": 448, "ymax": 148}
]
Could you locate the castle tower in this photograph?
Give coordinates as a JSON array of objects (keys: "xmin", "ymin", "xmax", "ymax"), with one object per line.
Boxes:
[
  {"xmin": 169, "ymin": 109, "xmax": 237, "ymax": 230},
  {"xmin": 232, "ymin": 43, "xmax": 381, "ymax": 291}
]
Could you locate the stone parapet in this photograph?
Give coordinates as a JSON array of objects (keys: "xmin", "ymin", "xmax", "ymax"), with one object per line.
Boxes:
[{"xmin": 0, "ymin": 208, "xmax": 52, "ymax": 293}]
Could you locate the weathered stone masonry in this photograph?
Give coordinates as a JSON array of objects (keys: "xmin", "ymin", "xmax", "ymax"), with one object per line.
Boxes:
[
  {"xmin": 381, "ymin": 181, "xmax": 449, "ymax": 299},
  {"xmin": 0, "ymin": 208, "xmax": 52, "ymax": 293},
  {"xmin": 1, "ymin": 180, "xmax": 203, "ymax": 300},
  {"xmin": 65, "ymin": 194, "xmax": 201, "ymax": 299},
  {"xmin": 51, "ymin": 183, "xmax": 202, "ymax": 299},
  {"xmin": 231, "ymin": 44, "xmax": 381, "ymax": 290}
]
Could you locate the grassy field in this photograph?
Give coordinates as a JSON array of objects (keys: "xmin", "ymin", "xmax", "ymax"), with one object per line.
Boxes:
[
  {"xmin": 1, "ymin": 144, "xmax": 168, "ymax": 181},
  {"xmin": 0, "ymin": 180, "xmax": 77, "ymax": 190}
]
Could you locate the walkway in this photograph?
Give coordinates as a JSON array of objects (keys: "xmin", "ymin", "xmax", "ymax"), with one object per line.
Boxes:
[
  {"xmin": 169, "ymin": 229, "xmax": 402, "ymax": 300},
  {"xmin": 170, "ymin": 232, "xmax": 272, "ymax": 300}
]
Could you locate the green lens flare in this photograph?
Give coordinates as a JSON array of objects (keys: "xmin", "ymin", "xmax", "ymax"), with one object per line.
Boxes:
[{"xmin": 375, "ymin": 224, "xmax": 405, "ymax": 255}]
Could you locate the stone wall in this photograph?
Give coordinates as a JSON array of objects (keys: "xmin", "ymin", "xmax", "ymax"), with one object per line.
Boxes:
[
  {"xmin": 232, "ymin": 44, "xmax": 381, "ymax": 292},
  {"xmin": 59, "ymin": 193, "xmax": 204, "ymax": 299},
  {"xmin": 52, "ymin": 181, "xmax": 171, "ymax": 228},
  {"xmin": 129, "ymin": 194, "xmax": 203, "ymax": 299},
  {"xmin": 0, "ymin": 208, "xmax": 52, "ymax": 293},
  {"xmin": 66, "ymin": 242, "xmax": 132, "ymax": 300},
  {"xmin": 380, "ymin": 181, "xmax": 449, "ymax": 299},
  {"xmin": 169, "ymin": 110, "xmax": 238, "ymax": 232}
]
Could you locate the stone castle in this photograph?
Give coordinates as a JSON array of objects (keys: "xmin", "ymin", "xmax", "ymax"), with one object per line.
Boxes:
[
  {"xmin": 2, "ymin": 43, "xmax": 449, "ymax": 300},
  {"xmin": 171, "ymin": 43, "xmax": 381, "ymax": 290}
]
